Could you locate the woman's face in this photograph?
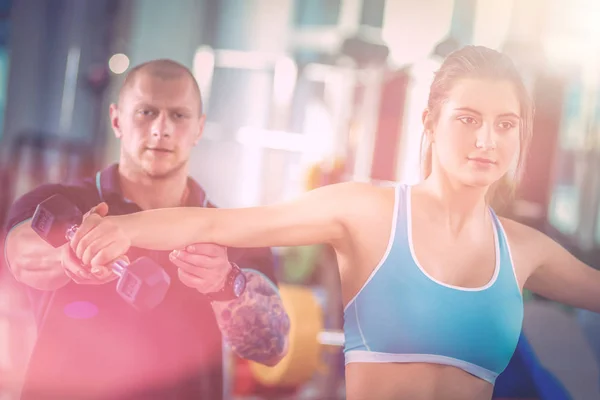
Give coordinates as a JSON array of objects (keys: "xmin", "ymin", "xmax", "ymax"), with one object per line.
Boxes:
[{"xmin": 426, "ymin": 78, "xmax": 522, "ymax": 188}]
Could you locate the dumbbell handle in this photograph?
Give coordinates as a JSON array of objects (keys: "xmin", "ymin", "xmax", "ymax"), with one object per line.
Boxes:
[{"xmin": 65, "ymin": 224, "xmax": 127, "ymax": 277}]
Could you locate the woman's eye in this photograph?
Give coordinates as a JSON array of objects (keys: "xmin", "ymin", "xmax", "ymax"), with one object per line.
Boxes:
[
  {"xmin": 498, "ymin": 121, "xmax": 515, "ymax": 130},
  {"xmin": 459, "ymin": 116, "xmax": 478, "ymax": 125}
]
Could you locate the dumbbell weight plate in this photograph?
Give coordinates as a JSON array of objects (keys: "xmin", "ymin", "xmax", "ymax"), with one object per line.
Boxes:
[
  {"xmin": 248, "ymin": 284, "xmax": 325, "ymax": 387},
  {"xmin": 118, "ymin": 256, "xmax": 171, "ymax": 311}
]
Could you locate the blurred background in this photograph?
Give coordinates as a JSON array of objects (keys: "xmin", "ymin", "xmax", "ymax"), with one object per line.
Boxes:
[{"xmin": 1, "ymin": 0, "xmax": 600, "ymax": 399}]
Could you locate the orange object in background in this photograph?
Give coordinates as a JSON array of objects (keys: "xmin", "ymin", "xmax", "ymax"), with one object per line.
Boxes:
[
  {"xmin": 305, "ymin": 158, "xmax": 348, "ymax": 191},
  {"xmin": 231, "ymin": 356, "xmax": 299, "ymax": 398}
]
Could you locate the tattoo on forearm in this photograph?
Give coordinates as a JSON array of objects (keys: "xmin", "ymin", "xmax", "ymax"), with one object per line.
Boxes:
[{"xmin": 212, "ymin": 271, "xmax": 290, "ymax": 364}]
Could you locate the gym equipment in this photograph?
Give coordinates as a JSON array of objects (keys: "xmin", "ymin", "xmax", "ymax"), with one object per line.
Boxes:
[
  {"xmin": 231, "ymin": 357, "xmax": 258, "ymax": 397},
  {"xmin": 248, "ymin": 284, "xmax": 344, "ymax": 387},
  {"xmin": 520, "ymin": 301, "xmax": 600, "ymax": 399},
  {"xmin": 31, "ymin": 194, "xmax": 171, "ymax": 311},
  {"xmin": 304, "ymin": 158, "xmax": 348, "ymax": 191},
  {"xmin": 494, "ymin": 334, "xmax": 570, "ymax": 399},
  {"xmin": 280, "ymin": 245, "xmax": 321, "ymax": 284},
  {"xmin": 3, "ymin": 131, "xmax": 97, "ymax": 214}
]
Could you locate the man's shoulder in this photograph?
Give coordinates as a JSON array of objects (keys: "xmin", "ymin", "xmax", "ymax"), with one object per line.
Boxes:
[
  {"xmin": 5, "ymin": 180, "xmax": 99, "ymax": 231},
  {"xmin": 19, "ymin": 180, "xmax": 96, "ymax": 197},
  {"xmin": 205, "ymin": 199, "xmax": 218, "ymax": 209}
]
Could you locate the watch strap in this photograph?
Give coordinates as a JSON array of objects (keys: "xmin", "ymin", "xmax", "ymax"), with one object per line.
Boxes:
[{"xmin": 206, "ymin": 262, "xmax": 245, "ymax": 302}]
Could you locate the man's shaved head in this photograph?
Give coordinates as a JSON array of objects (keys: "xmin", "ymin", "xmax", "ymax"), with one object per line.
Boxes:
[
  {"xmin": 109, "ymin": 58, "xmax": 207, "ymax": 181},
  {"xmin": 118, "ymin": 59, "xmax": 203, "ymax": 114}
]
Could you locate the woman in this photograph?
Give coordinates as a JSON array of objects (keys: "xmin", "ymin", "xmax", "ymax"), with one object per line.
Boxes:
[{"xmin": 71, "ymin": 46, "xmax": 600, "ymax": 400}]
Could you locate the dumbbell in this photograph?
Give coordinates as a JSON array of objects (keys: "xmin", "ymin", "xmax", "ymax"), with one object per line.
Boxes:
[{"xmin": 31, "ymin": 194, "xmax": 171, "ymax": 311}]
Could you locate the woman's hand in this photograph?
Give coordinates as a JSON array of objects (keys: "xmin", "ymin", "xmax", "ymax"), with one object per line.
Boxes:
[{"xmin": 69, "ymin": 203, "xmax": 132, "ymax": 270}]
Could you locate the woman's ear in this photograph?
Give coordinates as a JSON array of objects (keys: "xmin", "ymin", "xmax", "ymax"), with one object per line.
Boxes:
[{"xmin": 422, "ymin": 109, "xmax": 435, "ymax": 142}]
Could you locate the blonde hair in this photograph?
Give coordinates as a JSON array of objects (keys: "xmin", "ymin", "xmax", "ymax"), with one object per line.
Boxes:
[{"xmin": 420, "ymin": 46, "xmax": 534, "ymax": 211}]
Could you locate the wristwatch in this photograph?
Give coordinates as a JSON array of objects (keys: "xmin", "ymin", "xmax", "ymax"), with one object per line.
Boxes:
[{"xmin": 206, "ymin": 263, "xmax": 247, "ymax": 302}]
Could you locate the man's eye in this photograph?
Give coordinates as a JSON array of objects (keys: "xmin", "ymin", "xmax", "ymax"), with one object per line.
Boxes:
[{"xmin": 138, "ymin": 109, "xmax": 154, "ymax": 116}]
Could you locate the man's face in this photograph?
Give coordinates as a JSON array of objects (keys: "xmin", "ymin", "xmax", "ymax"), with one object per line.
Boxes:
[{"xmin": 110, "ymin": 72, "xmax": 205, "ymax": 179}]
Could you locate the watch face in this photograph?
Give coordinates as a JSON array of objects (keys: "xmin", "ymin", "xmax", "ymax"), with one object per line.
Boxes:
[{"xmin": 233, "ymin": 273, "xmax": 246, "ymax": 297}]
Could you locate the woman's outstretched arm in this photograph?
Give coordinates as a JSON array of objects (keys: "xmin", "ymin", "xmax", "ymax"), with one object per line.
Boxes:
[{"xmin": 70, "ymin": 182, "xmax": 370, "ymax": 266}]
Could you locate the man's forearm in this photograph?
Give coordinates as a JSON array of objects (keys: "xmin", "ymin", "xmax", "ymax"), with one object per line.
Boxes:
[
  {"xmin": 8, "ymin": 250, "xmax": 70, "ymax": 291},
  {"xmin": 17, "ymin": 262, "xmax": 69, "ymax": 291},
  {"xmin": 211, "ymin": 270, "xmax": 290, "ymax": 365},
  {"xmin": 5, "ymin": 226, "xmax": 70, "ymax": 291}
]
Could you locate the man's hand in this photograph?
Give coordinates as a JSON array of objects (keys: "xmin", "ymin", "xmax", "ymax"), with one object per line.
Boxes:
[
  {"xmin": 169, "ymin": 243, "xmax": 232, "ymax": 294},
  {"xmin": 171, "ymin": 244, "xmax": 290, "ymax": 365}
]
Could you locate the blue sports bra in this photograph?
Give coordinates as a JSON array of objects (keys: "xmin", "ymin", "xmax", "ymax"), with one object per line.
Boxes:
[{"xmin": 343, "ymin": 184, "xmax": 523, "ymax": 384}]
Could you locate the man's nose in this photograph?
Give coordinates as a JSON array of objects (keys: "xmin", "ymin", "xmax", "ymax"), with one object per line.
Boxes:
[{"xmin": 151, "ymin": 113, "xmax": 173, "ymax": 138}]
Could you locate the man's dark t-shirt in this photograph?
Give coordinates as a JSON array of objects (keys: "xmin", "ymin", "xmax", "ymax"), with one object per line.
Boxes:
[{"xmin": 4, "ymin": 164, "xmax": 277, "ymax": 400}]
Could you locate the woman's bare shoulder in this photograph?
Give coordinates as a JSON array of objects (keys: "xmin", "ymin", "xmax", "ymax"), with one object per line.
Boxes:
[
  {"xmin": 496, "ymin": 216, "xmax": 550, "ymax": 274},
  {"xmin": 497, "ymin": 216, "xmax": 545, "ymax": 245}
]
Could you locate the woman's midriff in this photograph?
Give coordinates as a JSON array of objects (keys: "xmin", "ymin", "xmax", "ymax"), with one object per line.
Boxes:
[{"xmin": 344, "ymin": 362, "xmax": 495, "ymax": 400}]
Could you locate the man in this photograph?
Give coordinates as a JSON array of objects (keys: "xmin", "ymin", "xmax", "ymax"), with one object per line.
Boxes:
[{"xmin": 4, "ymin": 59, "xmax": 290, "ymax": 399}]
